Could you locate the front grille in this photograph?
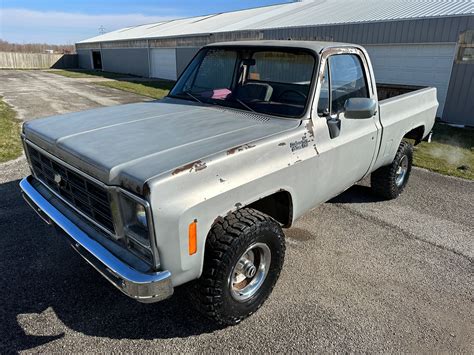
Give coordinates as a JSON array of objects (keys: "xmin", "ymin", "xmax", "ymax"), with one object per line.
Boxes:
[{"xmin": 27, "ymin": 145, "xmax": 115, "ymax": 233}]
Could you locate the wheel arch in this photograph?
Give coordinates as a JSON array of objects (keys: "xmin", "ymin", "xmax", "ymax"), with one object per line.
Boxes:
[
  {"xmin": 403, "ymin": 125, "xmax": 425, "ymax": 145},
  {"xmin": 244, "ymin": 189, "xmax": 293, "ymax": 228},
  {"xmin": 172, "ymin": 185, "xmax": 294, "ymax": 285}
]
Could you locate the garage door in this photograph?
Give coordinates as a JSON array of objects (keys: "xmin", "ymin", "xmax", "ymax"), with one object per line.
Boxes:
[
  {"xmin": 150, "ymin": 48, "xmax": 177, "ymax": 80},
  {"xmin": 364, "ymin": 44, "xmax": 456, "ymax": 117}
]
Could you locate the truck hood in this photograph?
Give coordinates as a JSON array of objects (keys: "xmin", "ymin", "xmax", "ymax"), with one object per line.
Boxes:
[{"xmin": 24, "ymin": 98, "xmax": 300, "ymax": 193}]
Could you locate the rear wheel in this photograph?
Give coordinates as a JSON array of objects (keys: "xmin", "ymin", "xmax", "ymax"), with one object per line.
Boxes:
[
  {"xmin": 190, "ymin": 208, "xmax": 285, "ymax": 325},
  {"xmin": 371, "ymin": 141, "xmax": 413, "ymax": 200}
]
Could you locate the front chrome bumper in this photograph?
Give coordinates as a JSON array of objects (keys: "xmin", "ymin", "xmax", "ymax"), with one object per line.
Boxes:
[{"xmin": 19, "ymin": 176, "xmax": 174, "ymax": 303}]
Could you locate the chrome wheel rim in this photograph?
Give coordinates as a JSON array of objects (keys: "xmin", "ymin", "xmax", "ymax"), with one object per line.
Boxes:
[
  {"xmin": 395, "ymin": 155, "xmax": 409, "ymax": 187},
  {"xmin": 230, "ymin": 242, "xmax": 271, "ymax": 302}
]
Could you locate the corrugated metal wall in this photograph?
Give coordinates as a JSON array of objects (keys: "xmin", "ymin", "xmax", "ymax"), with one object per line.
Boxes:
[
  {"xmin": 262, "ymin": 16, "xmax": 472, "ymax": 44},
  {"xmin": 77, "ymin": 49, "xmax": 92, "ymax": 70},
  {"xmin": 444, "ymin": 63, "xmax": 474, "ymax": 126},
  {"xmin": 101, "ymin": 48, "xmax": 150, "ymax": 77},
  {"xmin": 443, "ymin": 16, "xmax": 474, "ymax": 126},
  {"xmin": 176, "ymin": 47, "xmax": 200, "ymax": 77}
]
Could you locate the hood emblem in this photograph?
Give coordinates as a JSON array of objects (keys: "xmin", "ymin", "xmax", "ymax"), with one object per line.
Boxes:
[{"xmin": 54, "ymin": 173, "xmax": 65, "ymax": 188}]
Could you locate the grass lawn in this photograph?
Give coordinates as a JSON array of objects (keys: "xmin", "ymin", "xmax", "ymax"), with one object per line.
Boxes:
[
  {"xmin": 48, "ymin": 69, "xmax": 175, "ymax": 100},
  {"xmin": 0, "ymin": 97, "xmax": 22, "ymax": 163},
  {"xmin": 96, "ymin": 80, "xmax": 175, "ymax": 100},
  {"xmin": 411, "ymin": 123, "xmax": 474, "ymax": 180},
  {"xmin": 47, "ymin": 69, "xmax": 134, "ymax": 79}
]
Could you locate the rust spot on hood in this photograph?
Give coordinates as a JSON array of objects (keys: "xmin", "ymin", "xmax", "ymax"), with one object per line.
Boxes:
[
  {"xmin": 227, "ymin": 144, "xmax": 256, "ymax": 155},
  {"xmin": 278, "ymin": 142, "xmax": 286, "ymax": 146},
  {"xmin": 172, "ymin": 160, "xmax": 207, "ymax": 175}
]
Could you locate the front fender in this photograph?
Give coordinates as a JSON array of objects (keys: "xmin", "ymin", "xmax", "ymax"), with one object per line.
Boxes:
[{"xmin": 146, "ymin": 125, "xmax": 314, "ymax": 286}]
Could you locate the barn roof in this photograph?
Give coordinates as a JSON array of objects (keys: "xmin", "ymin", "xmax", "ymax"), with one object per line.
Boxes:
[{"xmin": 78, "ymin": 0, "xmax": 474, "ymax": 44}]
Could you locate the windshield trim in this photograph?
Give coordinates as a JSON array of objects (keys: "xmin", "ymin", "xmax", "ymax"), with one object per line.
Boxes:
[{"xmin": 167, "ymin": 45, "xmax": 319, "ymax": 120}]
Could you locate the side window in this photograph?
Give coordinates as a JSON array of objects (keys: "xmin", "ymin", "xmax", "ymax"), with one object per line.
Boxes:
[
  {"xmin": 328, "ymin": 54, "xmax": 369, "ymax": 114},
  {"xmin": 317, "ymin": 62, "xmax": 330, "ymax": 116}
]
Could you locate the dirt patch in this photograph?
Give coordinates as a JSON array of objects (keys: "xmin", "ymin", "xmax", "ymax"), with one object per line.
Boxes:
[{"xmin": 285, "ymin": 227, "xmax": 315, "ymax": 242}]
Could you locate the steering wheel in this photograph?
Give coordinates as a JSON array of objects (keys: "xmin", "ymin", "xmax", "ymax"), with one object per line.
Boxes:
[{"xmin": 276, "ymin": 89, "xmax": 307, "ymax": 102}]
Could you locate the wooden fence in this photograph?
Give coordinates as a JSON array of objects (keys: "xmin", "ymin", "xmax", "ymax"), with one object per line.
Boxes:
[{"xmin": 0, "ymin": 52, "xmax": 77, "ymax": 69}]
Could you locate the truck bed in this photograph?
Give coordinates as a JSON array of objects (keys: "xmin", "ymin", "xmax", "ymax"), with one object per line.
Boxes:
[
  {"xmin": 372, "ymin": 86, "xmax": 438, "ymax": 171},
  {"xmin": 377, "ymin": 83, "xmax": 426, "ymax": 102}
]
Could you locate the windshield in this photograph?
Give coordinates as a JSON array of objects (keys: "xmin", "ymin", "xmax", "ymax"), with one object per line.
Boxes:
[{"xmin": 169, "ymin": 47, "xmax": 316, "ymax": 118}]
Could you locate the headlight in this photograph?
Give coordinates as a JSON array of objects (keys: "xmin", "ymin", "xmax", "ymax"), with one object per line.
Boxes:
[
  {"xmin": 135, "ymin": 204, "xmax": 148, "ymax": 229},
  {"xmin": 114, "ymin": 190, "xmax": 158, "ymax": 267},
  {"xmin": 119, "ymin": 193, "xmax": 150, "ymax": 246}
]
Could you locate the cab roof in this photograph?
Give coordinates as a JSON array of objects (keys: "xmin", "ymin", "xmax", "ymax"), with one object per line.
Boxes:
[{"xmin": 205, "ymin": 40, "xmax": 361, "ymax": 54}]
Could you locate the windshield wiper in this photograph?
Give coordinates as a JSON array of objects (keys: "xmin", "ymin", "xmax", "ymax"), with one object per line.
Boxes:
[
  {"xmin": 233, "ymin": 98, "xmax": 256, "ymax": 113},
  {"xmin": 183, "ymin": 91, "xmax": 203, "ymax": 104}
]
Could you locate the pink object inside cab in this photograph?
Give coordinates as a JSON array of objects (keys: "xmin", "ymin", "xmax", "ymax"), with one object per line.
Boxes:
[{"xmin": 211, "ymin": 88, "xmax": 231, "ymax": 100}]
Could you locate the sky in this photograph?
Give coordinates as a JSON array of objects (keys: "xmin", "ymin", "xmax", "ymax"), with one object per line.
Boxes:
[{"xmin": 0, "ymin": 0, "xmax": 293, "ymax": 45}]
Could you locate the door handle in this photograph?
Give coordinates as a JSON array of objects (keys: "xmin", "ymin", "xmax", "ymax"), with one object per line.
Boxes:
[{"xmin": 326, "ymin": 115, "xmax": 341, "ymax": 139}]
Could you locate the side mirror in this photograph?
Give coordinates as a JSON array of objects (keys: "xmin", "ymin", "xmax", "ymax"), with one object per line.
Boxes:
[{"xmin": 344, "ymin": 98, "xmax": 377, "ymax": 119}]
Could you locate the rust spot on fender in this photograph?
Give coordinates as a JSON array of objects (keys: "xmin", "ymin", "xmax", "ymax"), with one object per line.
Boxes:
[
  {"xmin": 305, "ymin": 121, "xmax": 314, "ymax": 138},
  {"xmin": 278, "ymin": 142, "xmax": 286, "ymax": 146},
  {"xmin": 172, "ymin": 160, "xmax": 207, "ymax": 175},
  {"xmin": 227, "ymin": 144, "xmax": 256, "ymax": 155},
  {"xmin": 143, "ymin": 182, "xmax": 151, "ymax": 196},
  {"xmin": 120, "ymin": 176, "xmax": 142, "ymax": 194},
  {"xmin": 194, "ymin": 161, "xmax": 207, "ymax": 172},
  {"xmin": 172, "ymin": 162, "xmax": 195, "ymax": 175}
]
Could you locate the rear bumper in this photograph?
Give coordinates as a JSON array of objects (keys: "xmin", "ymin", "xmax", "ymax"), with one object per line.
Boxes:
[{"xmin": 19, "ymin": 176, "xmax": 174, "ymax": 303}]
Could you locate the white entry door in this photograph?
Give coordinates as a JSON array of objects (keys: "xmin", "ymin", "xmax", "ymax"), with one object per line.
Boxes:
[
  {"xmin": 365, "ymin": 43, "xmax": 456, "ymax": 117},
  {"xmin": 150, "ymin": 48, "xmax": 177, "ymax": 80}
]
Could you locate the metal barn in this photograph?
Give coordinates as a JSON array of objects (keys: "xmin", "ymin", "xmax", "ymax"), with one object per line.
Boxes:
[{"xmin": 76, "ymin": 0, "xmax": 474, "ymax": 125}]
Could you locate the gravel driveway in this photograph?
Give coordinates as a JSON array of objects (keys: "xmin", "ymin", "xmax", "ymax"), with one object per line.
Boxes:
[
  {"xmin": 0, "ymin": 70, "xmax": 150, "ymax": 121},
  {"xmin": 0, "ymin": 70, "xmax": 472, "ymax": 353}
]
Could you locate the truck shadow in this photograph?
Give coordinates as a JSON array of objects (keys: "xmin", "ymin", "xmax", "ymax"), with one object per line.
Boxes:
[
  {"xmin": 328, "ymin": 184, "xmax": 384, "ymax": 204},
  {"xmin": 1, "ymin": 178, "xmax": 383, "ymax": 351},
  {"xmin": 0, "ymin": 179, "xmax": 222, "ymax": 352}
]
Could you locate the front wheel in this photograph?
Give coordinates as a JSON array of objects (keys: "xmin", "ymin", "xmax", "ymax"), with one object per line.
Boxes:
[
  {"xmin": 190, "ymin": 208, "xmax": 285, "ymax": 325},
  {"xmin": 371, "ymin": 140, "xmax": 413, "ymax": 200}
]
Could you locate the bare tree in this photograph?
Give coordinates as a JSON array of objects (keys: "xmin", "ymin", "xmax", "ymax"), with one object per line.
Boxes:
[{"xmin": 0, "ymin": 39, "xmax": 75, "ymax": 54}]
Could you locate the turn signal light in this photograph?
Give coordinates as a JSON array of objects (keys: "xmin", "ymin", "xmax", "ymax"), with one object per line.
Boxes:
[{"xmin": 189, "ymin": 220, "xmax": 197, "ymax": 255}]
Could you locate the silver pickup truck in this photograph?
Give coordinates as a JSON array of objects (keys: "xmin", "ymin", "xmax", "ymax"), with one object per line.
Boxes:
[{"xmin": 20, "ymin": 41, "xmax": 437, "ymax": 325}]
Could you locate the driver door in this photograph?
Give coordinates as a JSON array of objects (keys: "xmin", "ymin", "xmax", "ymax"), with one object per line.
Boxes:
[{"xmin": 311, "ymin": 48, "xmax": 379, "ymax": 201}]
